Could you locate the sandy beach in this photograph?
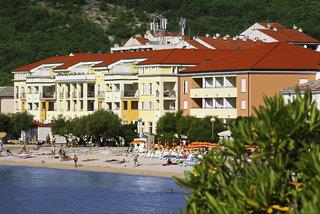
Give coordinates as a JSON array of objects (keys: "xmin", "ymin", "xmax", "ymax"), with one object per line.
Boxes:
[{"xmin": 0, "ymin": 144, "xmax": 192, "ymax": 178}]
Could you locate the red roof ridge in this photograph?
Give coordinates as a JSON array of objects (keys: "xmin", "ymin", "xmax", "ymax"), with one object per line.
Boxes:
[{"xmin": 251, "ymin": 43, "xmax": 280, "ymax": 69}]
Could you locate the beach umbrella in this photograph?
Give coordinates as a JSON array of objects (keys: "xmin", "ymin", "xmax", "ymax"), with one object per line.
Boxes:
[{"xmin": 0, "ymin": 132, "xmax": 7, "ymax": 139}]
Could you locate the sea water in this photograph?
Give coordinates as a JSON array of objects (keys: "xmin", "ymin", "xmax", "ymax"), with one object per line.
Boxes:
[{"xmin": 0, "ymin": 166, "xmax": 186, "ymax": 214}]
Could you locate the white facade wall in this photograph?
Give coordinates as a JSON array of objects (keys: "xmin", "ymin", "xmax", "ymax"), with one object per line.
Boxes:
[{"xmin": 0, "ymin": 98, "xmax": 14, "ymax": 114}]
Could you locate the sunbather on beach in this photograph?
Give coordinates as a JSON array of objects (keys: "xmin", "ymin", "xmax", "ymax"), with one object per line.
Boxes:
[{"xmin": 18, "ymin": 144, "xmax": 28, "ymax": 154}]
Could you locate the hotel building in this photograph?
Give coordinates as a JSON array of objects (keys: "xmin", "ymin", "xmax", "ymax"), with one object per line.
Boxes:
[
  {"xmin": 179, "ymin": 43, "xmax": 320, "ymax": 121},
  {"xmin": 12, "ymin": 23, "xmax": 320, "ymax": 134}
]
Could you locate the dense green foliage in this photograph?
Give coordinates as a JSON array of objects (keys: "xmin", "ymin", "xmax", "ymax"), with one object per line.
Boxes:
[
  {"xmin": 175, "ymin": 91, "xmax": 320, "ymax": 213},
  {"xmin": 120, "ymin": 123, "xmax": 138, "ymax": 146},
  {"xmin": 0, "ymin": 0, "xmax": 110, "ymax": 86},
  {"xmin": 156, "ymin": 111, "xmax": 226, "ymax": 142},
  {"xmin": 1, "ymin": 0, "xmax": 319, "ymax": 86},
  {"xmin": 51, "ymin": 110, "xmax": 135, "ymax": 146},
  {"xmin": 0, "ymin": 112, "xmax": 33, "ymax": 137},
  {"xmin": 107, "ymin": 0, "xmax": 320, "ymax": 40}
]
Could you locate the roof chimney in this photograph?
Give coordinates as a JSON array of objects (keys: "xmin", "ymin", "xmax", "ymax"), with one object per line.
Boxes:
[
  {"xmin": 215, "ymin": 33, "xmax": 220, "ymax": 38},
  {"xmin": 272, "ymin": 27, "xmax": 278, "ymax": 32},
  {"xmin": 205, "ymin": 34, "xmax": 210, "ymax": 37},
  {"xmin": 226, "ymin": 34, "xmax": 230, "ymax": 38},
  {"xmin": 298, "ymin": 28, "xmax": 303, "ymax": 32},
  {"xmin": 213, "ymin": 35, "xmax": 217, "ymax": 39},
  {"xmin": 293, "ymin": 24, "xmax": 297, "ymax": 30},
  {"xmin": 267, "ymin": 23, "xmax": 271, "ymax": 29}
]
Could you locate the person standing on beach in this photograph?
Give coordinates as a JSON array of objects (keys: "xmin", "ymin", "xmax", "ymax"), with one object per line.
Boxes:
[
  {"xmin": 133, "ymin": 154, "xmax": 138, "ymax": 167},
  {"xmin": 74, "ymin": 155, "xmax": 78, "ymax": 167},
  {"xmin": 0, "ymin": 142, "xmax": 3, "ymax": 156},
  {"xmin": 51, "ymin": 145, "xmax": 55, "ymax": 159},
  {"xmin": 58, "ymin": 145, "xmax": 65, "ymax": 161},
  {"xmin": 46, "ymin": 134, "xmax": 51, "ymax": 145},
  {"xmin": 52, "ymin": 136, "xmax": 56, "ymax": 146}
]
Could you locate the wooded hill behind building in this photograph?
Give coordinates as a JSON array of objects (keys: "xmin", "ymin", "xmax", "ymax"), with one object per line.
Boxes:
[{"xmin": 1, "ymin": 0, "xmax": 320, "ymax": 85}]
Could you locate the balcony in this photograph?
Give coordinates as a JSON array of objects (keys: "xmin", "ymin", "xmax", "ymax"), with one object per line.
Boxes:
[
  {"xmin": 190, "ymin": 108, "xmax": 237, "ymax": 119},
  {"xmin": 41, "ymin": 92, "xmax": 56, "ymax": 100},
  {"xmin": 97, "ymin": 91, "xmax": 105, "ymax": 99},
  {"xmin": 163, "ymin": 90, "xmax": 176, "ymax": 98},
  {"xmin": 163, "ymin": 100, "xmax": 176, "ymax": 111},
  {"xmin": 190, "ymin": 87, "xmax": 237, "ymax": 98},
  {"xmin": 55, "ymin": 74, "xmax": 96, "ymax": 82},
  {"xmin": 121, "ymin": 91, "xmax": 139, "ymax": 98},
  {"xmin": 87, "ymin": 91, "xmax": 95, "ymax": 98}
]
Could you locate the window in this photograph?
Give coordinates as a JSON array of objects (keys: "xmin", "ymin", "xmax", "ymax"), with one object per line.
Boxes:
[
  {"xmin": 183, "ymin": 81, "xmax": 188, "ymax": 94},
  {"xmin": 123, "ymin": 101, "xmax": 128, "ymax": 110},
  {"xmin": 241, "ymin": 79, "xmax": 246, "ymax": 93},
  {"xmin": 141, "ymin": 102, "xmax": 144, "ymax": 110},
  {"xmin": 299, "ymin": 78, "xmax": 308, "ymax": 85},
  {"xmin": 241, "ymin": 100, "xmax": 246, "ymax": 110},
  {"xmin": 204, "ymin": 78, "xmax": 214, "ymax": 88},
  {"xmin": 149, "ymin": 122, "xmax": 153, "ymax": 134},
  {"xmin": 131, "ymin": 101, "xmax": 138, "ymax": 110},
  {"xmin": 205, "ymin": 98, "xmax": 214, "ymax": 108},
  {"xmin": 183, "ymin": 100, "xmax": 188, "ymax": 110},
  {"xmin": 141, "ymin": 83, "xmax": 152, "ymax": 95}
]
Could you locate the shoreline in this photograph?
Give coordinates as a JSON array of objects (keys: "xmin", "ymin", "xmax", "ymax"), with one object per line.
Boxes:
[{"xmin": 0, "ymin": 160, "xmax": 187, "ymax": 178}]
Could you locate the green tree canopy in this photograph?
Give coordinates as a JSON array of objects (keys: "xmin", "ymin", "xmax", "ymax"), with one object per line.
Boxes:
[
  {"xmin": 0, "ymin": 114, "xmax": 11, "ymax": 133},
  {"xmin": 156, "ymin": 111, "xmax": 182, "ymax": 135},
  {"xmin": 10, "ymin": 112, "xmax": 33, "ymax": 137},
  {"xmin": 51, "ymin": 110, "xmax": 123, "ymax": 146}
]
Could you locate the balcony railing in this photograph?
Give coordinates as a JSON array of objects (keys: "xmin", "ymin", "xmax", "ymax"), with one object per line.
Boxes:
[
  {"xmin": 163, "ymin": 90, "xmax": 176, "ymax": 98},
  {"xmin": 71, "ymin": 92, "xmax": 77, "ymax": 99},
  {"xmin": 121, "ymin": 90, "xmax": 139, "ymax": 98},
  {"xmin": 20, "ymin": 92, "xmax": 26, "ymax": 99}
]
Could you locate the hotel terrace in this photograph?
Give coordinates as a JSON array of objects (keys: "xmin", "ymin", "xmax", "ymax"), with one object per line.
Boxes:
[{"xmin": 13, "ymin": 23, "xmax": 320, "ymax": 135}]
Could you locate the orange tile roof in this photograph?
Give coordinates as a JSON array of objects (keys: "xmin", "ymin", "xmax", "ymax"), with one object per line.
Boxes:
[
  {"xmin": 15, "ymin": 49, "xmax": 218, "ymax": 72},
  {"xmin": 14, "ymin": 56, "xmax": 72, "ymax": 72},
  {"xmin": 258, "ymin": 29, "xmax": 318, "ymax": 43},
  {"xmin": 197, "ymin": 37, "xmax": 264, "ymax": 50},
  {"xmin": 181, "ymin": 43, "xmax": 320, "ymax": 73},
  {"xmin": 137, "ymin": 49, "xmax": 232, "ymax": 65},
  {"xmin": 135, "ymin": 37, "xmax": 149, "ymax": 45}
]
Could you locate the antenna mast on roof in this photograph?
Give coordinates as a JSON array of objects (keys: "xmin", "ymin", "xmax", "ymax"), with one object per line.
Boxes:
[{"xmin": 179, "ymin": 17, "xmax": 186, "ymax": 40}]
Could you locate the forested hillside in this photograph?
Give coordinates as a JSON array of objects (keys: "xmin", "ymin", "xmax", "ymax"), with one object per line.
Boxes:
[
  {"xmin": 107, "ymin": 0, "xmax": 320, "ymax": 38},
  {"xmin": 0, "ymin": 0, "xmax": 319, "ymax": 85}
]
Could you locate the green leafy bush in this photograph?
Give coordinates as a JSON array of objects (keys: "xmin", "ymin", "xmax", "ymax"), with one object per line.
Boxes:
[{"xmin": 175, "ymin": 91, "xmax": 320, "ymax": 213}]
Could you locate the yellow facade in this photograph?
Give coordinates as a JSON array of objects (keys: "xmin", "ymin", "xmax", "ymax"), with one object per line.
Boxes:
[
  {"xmin": 121, "ymin": 98, "xmax": 139, "ymax": 123},
  {"xmin": 138, "ymin": 66, "xmax": 179, "ymax": 134}
]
